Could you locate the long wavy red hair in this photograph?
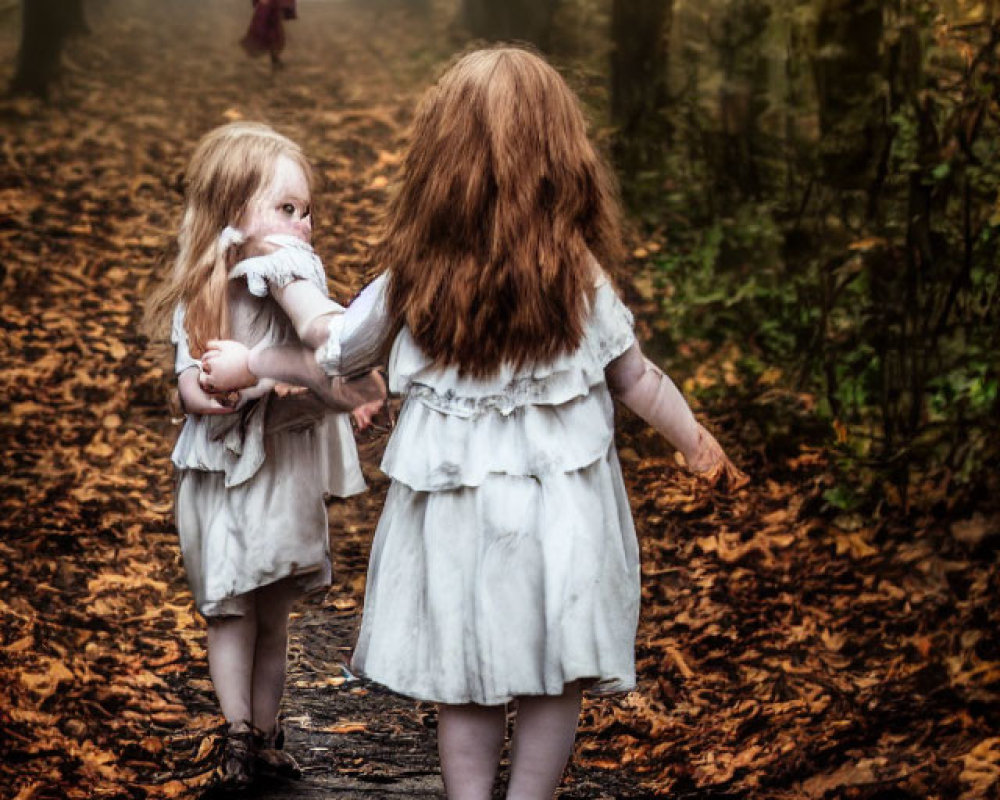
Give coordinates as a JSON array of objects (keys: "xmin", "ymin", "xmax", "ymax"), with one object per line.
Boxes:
[{"xmin": 376, "ymin": 46, "xmax": 623, "ymax": 377}]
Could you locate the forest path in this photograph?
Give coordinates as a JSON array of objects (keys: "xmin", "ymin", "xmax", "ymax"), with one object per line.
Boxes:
[{"xmin": 2, "ymin": 2, "xmax": 997, "ymax": 800}]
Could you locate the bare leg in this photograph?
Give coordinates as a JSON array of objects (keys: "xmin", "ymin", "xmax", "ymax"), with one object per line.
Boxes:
[
  {"xmin": 437, "ymin": 702, "xmax": 507, "ymax": 800},
  {"xmin": 250, "ymin": 577, "xmax": 301, "ymax": 731},
  {"xmin": 207, "ymin": 611, "xmax": 258, "ymax": 785},
  {"xmin": 206, "ymin": 613, "xmax": 257, "ymax": 730},
  {"xmin": 507, "ymin": 683, "xmax": 583, "ymax": 800}
]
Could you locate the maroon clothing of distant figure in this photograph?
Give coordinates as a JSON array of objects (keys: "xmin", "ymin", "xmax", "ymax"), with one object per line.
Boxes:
[{"xmin": 241, "ymin": 0, "xmax": 297, "ymax": 58}]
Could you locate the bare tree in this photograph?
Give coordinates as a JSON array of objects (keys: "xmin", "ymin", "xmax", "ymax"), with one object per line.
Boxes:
[
  {"xmin": 10, "ymin": 0, "xmax": 88, "ymax": 98},
  {"xmin": 460, "ymin": 0, "xmax": 560, "ymax": 50},
  {"xmin": 610, "ymin": 0, "xmax": 674, "ymax": 205},
  {"xmin": 812, "ymin": 0, "xmax": 886, "ymax": 189}
]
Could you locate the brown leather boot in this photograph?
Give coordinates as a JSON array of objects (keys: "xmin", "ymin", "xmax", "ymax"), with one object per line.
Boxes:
[
  {"xmin": 253, "ymin": 720, "xmax": 301, "ymax": 780},
  {"xmin": 219, "ymin": 726, "xmax": 255, "ymax": 788}
]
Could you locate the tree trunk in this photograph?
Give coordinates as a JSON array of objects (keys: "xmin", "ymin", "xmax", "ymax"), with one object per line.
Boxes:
[
  {"xmin": 712, "ymin": 0, "xmax": 772, "ymax": 202},
  {"xmin": 65, "ymin": 0, "xmax": 90, "ymax": 36},
  {"xmin": 460, "ymin": 0, "xmax": 559, "ymax": 50},
  {"xmin": 9, "ymin": 0, "xmax": 88, "ymax": 98},
  {"xmin": 609, "ymin": 0, "xmax": 674, "ymax": 207},
  {"xmin": 812, "ymin": 0, "xmax": 886, "ymax": 189}
]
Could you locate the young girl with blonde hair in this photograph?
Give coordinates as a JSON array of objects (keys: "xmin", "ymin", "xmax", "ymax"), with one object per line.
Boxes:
[
  {"xmin": 146, "ymin": 121, "xmax": 383, "ymax": 788},
  {"xmin": 201, "ymin": 49, "xmax": 743, "ymax": 799}
]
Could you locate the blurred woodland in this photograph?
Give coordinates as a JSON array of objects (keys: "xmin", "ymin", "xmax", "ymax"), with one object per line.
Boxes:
[{"xmin": 1, "ymin": 0, "xmax": 998, "ymax": 799}]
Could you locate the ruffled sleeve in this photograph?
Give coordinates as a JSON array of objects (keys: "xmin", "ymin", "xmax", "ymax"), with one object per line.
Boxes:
[
  {"xmin": 587, "ymin": 273, "xmax": 636, "ymax": 368},
  {"xmin": 171, "ymin": 304, "xmax": 199, "ymax": 374},
  {"xmin": 315, "ymin": 273, "xmax": 392, "ymax": 376},
  {"xmin": 228, "ymin": 235, "xmax": 328, "ymax": 297}
]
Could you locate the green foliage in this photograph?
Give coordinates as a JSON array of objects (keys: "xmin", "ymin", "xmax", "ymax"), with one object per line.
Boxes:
[
  {"xmin": 656, "ymin": 202, "xmax": 808, "ymax": 366},
  {"xmin": 624, "ymin": 0, "xmax": 1000, "ymax": 508},
  {"xmin": 822, "ymin": 481, "xmax": 862, "ymax": 513}
]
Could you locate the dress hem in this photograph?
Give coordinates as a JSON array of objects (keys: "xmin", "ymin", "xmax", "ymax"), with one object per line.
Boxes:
[
  {"xmin": 197, "ymin": 565, "xmax": 330, "ymax": 619},
  {"xmin": 346, "ymin": 665, "xmax": 636, "ymax": 706}
]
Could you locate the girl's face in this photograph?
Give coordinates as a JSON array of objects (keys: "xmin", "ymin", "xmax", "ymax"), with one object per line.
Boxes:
[{"xmin": 243, "ymin": 154, "xmax": 312, "ymax": 243}]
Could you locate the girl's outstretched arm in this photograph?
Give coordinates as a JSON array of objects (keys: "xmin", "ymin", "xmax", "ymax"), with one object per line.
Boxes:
[
  {"xmin": 227, "ymin": 235, "xmax": 348, "ymax": 350},
  {"xmin": 200, "ymin": 339, "xmax": 386, "ymax": 426},
  {"xmin": 199, "ymin": 338, "xmax": 384, "ymax": 416},
  {"xmin": 606, "ymin": 343, "xmax": 746, "ymax": 486},
  {"xmin": 198, "ymin": 338, "xmax": 325, "ymax": 394},
  {"xmin": 201, "ymin": 274, "xmax": 391, "ymax": 389},
  {"xmin": 271, "ymin": 279, "xmax": 343, "ymax": 350}
]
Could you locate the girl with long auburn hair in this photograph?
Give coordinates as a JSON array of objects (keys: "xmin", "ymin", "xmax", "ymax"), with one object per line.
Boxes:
[
  {"xmin": 200, "ymin": 48, "xmax": 744, "ymax": 799},
  {"xmin": 145, "ymin": 121, "xmax": 383, "ymax": 788}
]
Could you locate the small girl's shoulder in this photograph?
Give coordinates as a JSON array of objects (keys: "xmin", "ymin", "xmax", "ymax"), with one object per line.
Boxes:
[
  {"xmin": 587, "ymin": 252, "xmax": 605, "ymax": 283},
  {"xmin": 581, "ymin": 255, "xmax": 634, "ymax": 362},
  {"xmin": 586, "ymin": 255, "xmax": 625, "ymax": 306},
  {"xmin": 586, "ymin": 253, "xmax": 619, "ymax": 294}
]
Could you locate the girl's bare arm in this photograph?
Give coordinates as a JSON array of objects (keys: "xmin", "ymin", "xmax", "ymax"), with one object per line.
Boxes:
[
  {"xmin": 606, "ymin": 343, "xmax": 746, "ymax": 485},
  {"xmin": 176, "ymin": 366, "xmax": 240, "ymax": 415}
]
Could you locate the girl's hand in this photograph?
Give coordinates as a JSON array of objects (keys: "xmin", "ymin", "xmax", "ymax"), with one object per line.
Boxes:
[
  {"xmin": 685, "ymin": 424, "xmax": 748, "ymax": 488},
  {"xmin": 212, "ymin": 389, "xmax": 243, "ymax": 410},
  {"xmin": 200, "ymin": 340, "xmax": 257, "ymax": 392},
  {"xmin": 192, "ymin": 394, "xmax": 243, "ymax": 414},
  {"xmin": 274, "ymin": 382, "xmax": 308, "ymax": 398},
  {"xmin": 351, "ymin": 371, "xmax": 390, "ymax": 433},
  {"xmin": 351, "ymin": 400, "xmax": 379, "ymax": 431},
  {"xmin": 198, "ymin": 392, "xmax": 240, "ymax": 414}
]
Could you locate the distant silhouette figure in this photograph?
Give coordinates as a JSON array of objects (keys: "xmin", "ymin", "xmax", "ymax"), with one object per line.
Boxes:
[{"xmin": 241, "ymin": 0, "xmax": 297, "ymax": 70}]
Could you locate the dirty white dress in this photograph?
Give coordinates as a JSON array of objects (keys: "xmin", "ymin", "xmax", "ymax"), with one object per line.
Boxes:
[
  {"xmin": 171, "ymin": 238, "xmax": 366, "ymax": 618},
  {"xmin": 316, "ymin": 271, "xmax": 641, "ymax": 705}
]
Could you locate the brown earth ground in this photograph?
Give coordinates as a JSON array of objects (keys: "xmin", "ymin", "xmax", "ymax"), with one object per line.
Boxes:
[{"xmin": 1, "ymin": 2, "xmax": 998, "ymax": 799}]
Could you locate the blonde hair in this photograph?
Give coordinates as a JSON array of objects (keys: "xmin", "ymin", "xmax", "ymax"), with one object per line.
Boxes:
[
  {"xmin": 376, "ymin": 46, "xmax": 623, "ymax": 377},
  {"xmin": 145, "ymin": 121, "xmax": 313, "ymax": 357}
]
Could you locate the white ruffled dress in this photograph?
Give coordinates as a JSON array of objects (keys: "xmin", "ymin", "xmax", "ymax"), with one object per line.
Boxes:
[
  {"xmin": 317, "ymin": 273, "xmax": 642, "ymax": 705},
  {"xmin": 171, "ymin": 237, "xmax": 366, "ymax": 618}
]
